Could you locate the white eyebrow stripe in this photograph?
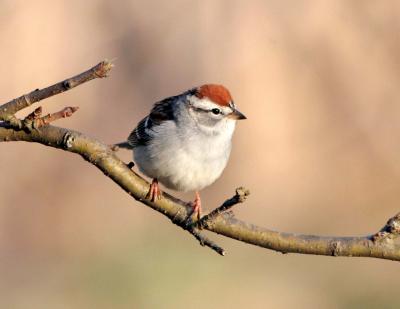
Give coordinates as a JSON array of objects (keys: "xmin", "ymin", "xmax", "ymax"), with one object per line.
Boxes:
[{"xmin": 188, "ymin": 95, "xmax": 234, "ymax": 115}]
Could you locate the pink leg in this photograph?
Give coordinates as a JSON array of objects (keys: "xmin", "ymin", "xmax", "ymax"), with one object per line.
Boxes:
[
  {"xmin": 145, "ymin": 178, "xmax": 161, "ymax": 202},
  {"xmin": 191, "ymin": 191, "xmax": 202, "ymax": 220}
]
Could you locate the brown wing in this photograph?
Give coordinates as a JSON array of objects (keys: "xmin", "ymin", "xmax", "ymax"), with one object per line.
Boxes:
[{"xmin": 127, "ymin": 94, "xmax": 180, "ymax": 147}]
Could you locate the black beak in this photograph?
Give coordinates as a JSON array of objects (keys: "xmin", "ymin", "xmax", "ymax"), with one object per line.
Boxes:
[{"xmin": 229, "ymin": 109, "xmax": 247, "ymax": 120}]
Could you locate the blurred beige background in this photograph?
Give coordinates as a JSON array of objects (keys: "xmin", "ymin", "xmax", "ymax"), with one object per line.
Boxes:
[{"xmin": 1, "ymin": 0, "xmax": 400, "ymax": 308}]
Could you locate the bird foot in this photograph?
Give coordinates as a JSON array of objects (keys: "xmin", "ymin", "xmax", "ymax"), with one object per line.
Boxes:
[
  {"xmin": 192, "ymin": 192, "xmax": 202, "ymax": 221},
  {"xmin": 145, "ymin": 179, "xmax": 161, "ymax": 202},
  {"xmin": 185, "ymin": 191, "xmax": 202, "ymax": 226}
]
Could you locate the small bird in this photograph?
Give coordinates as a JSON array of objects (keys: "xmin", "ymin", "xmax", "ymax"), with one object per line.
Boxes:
[{"xmin": 117, "ymin": 84, "xmax": 246, "ymax": 220}]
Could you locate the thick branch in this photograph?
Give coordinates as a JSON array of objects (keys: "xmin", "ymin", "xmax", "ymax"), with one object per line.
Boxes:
[
  {"xmin": 1, "ymin": 60, "xmax": 400, "ymax": 261},
  {"xmin": 1, "ymin": 125, "xmax": 400, "ymax": 261}
]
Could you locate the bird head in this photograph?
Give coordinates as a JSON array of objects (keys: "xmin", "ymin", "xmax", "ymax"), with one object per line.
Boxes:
[{"xmin": 186, "ymin": 84, "xmax": 246, "ymax": 129}]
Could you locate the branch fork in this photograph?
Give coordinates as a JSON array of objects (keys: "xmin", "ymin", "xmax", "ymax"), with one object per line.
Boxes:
[
  {"xmin": 22, "ymin": 106, "xmax": 79, "ymax": 131},
  {"xmin": 194, "ymin": 187, "xmax": 250, "ymax": 230}
]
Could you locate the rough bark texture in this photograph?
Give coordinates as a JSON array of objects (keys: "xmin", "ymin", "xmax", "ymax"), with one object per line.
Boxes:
[{"xmin": 1, "ymin": 60, "xmax": 400, "ymax": 261}]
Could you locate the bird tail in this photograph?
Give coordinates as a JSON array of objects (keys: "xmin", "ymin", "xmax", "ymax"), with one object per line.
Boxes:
[{"xmin": 112, "ymin": 141, "xmax": 133, "ymax": 150}]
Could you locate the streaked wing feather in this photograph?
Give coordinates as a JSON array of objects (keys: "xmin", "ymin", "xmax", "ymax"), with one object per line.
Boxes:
[
  {"xmin": 127, "ymin": 117, "xmax": 152, "ymax": 147},
  {"xmin": 127, "ymin": 93, "xmax": 186, "ymax": 147}
]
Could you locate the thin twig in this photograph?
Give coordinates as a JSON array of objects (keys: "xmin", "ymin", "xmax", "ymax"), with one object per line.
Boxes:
[
  {"xmin": 187, "ymin": 226, "xmax": 225, "ymax": 255},
  {"xmin": 0, "ymin": 60, "xmax": 113, "ymax": 127},
  {"xmin": 170, "ymin": 207, "xmax": 226, "ymax": 255},
  {"xmin": 25, "ymin": 106, "xmax": 43, "ymax": 121},
  {"xmin": 22, "ymin": 106, "xmax": 79, "ymax": 131},
  {"xmin": 195, "ymin": 187, "xmax": 250, "ymax": 229}
]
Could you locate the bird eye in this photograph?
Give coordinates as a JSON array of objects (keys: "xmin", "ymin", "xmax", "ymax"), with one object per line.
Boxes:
[{"xmin": 211, "ymin": 108, "xmax": 221, "ymax": 115}]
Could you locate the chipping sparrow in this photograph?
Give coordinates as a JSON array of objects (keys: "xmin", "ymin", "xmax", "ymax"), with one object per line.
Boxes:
[{"xmin": 118, "ymin": 84, "xmax": 246, "ymax": 219}]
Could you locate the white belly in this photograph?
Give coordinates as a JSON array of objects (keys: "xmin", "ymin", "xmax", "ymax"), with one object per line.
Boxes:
[{"xmin": 133, "ymin": 122, "xmax": 234, "ymax": 192}]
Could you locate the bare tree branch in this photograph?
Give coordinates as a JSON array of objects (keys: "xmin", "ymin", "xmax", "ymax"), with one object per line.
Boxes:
[
  {"xmin": 1, "ymin": 60, "xmax": 400, "ymax": 261},
  {"xmin": 0, "ymin": 60, "xmax": 112, "ymax": 128},
  {"xmin": 194, "ymin": 187, "xmax": 250, "ymax": 230},
  {"xmin": 22, "ymin": 106, "xmax": 79, "ymax": 131}
]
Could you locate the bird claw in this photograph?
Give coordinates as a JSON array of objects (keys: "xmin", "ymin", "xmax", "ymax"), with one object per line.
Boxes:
[
  {"xmin": 145, "ymin": 179, "xmax": 161, "ymax": 202},
  {"xmin": 192, "ymin": 191, "xmax": 202, "ymax": 221},
  {"xmin": 184, "ymin": 192, "xmax": 202, "ymax": 226}
]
